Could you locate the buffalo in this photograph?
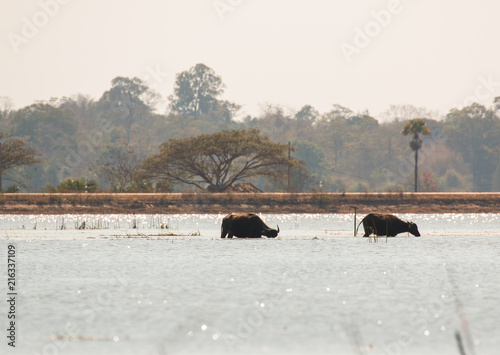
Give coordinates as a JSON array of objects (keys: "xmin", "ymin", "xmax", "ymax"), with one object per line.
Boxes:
[
  {"xmin": 356, "ymin": 213, "xmax": 421, "ymax": 237},
  {"xmin": 221, "ymin": 213, "xmax": 280, "ymax": 238}
]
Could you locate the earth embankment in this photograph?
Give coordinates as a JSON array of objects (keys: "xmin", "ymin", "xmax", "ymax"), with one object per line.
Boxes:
[{"xmin": 0, "ymin": 192, "xmax": 498, "ymax": 214}]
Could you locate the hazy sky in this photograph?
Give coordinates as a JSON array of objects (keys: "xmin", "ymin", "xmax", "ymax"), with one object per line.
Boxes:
[{"xmin": 2, "ymin": 0, "xmax": 500, "ymax": 119}]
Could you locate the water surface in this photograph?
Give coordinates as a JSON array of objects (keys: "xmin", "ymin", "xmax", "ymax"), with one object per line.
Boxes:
[{"xmin": 0, "ymin": 213, "xmax": 498, "ymax": 355}]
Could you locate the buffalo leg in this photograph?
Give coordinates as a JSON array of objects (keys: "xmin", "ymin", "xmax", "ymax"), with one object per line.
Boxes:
[{"xmin": 362, "ymin": 223, "xmax": 373, "ymax": 237}]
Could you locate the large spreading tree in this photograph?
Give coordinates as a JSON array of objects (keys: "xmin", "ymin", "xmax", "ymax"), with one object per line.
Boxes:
[
  {"xmin": 139, "ymin": 129, "xmax": 295, "ymax": 192},
  {"xmin": 93, "ymin": 145, "xmax": 142, "ymax": 191},
  {"xmin": 0, "ymin": 133, "xmax": 42, "ymax": 191}
]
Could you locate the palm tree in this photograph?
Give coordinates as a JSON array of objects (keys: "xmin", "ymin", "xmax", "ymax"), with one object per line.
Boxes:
[{"xmin": 401, "ymin": 119, "xmax": 431, "ymax": 192}]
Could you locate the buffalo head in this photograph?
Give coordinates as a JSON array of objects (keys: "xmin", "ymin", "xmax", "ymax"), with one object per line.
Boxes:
[
  {"xmin": 408, "ymin": 222, "xmax": 421, "ymax": 237},
  {"xmin": 265, "ymin": 225, "xmax": 280, "ymax": 238}
]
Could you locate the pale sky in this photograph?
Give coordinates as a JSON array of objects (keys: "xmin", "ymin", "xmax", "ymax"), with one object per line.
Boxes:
[{"xmin": 1, "ymin": 0, "xmax": 500, "ymax": 119}]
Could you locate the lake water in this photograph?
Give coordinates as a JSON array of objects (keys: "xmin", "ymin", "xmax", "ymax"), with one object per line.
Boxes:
[{"xmin": 0, "ymin": 213, "xmax": 499, "ymax": 355}]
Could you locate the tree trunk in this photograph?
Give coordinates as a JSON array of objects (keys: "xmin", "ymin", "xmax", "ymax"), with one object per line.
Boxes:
[
  {"xmin": 287, "ymin": 141, "xmax": 291, "ymax": 192},
  {"xmin": 414, "ymin": 148, "xmax": 418, "ymax": 192},
  {"xmin": 125, "ymin": 110, "xmax": 133, "ymax": 145},
  {"xmin": 0, "ymin": 142, "xmax": 2, "ymax": 191}
]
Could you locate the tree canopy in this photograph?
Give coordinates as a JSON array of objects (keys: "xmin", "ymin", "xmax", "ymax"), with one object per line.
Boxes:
[
  {"xmin": 11, "ymin": 103, "xmax": 77, "ymax": 158},
  {"xmin": 401, "ymin": 118, "xmax": 430, "ymax": 150},
  {"xmin": 3, "ymin": 63, "xmax": 500, "ymax": 193},
  {"xmin": 140, "ymin": 129, "xmax": 295, "ymax": 192},
  {"xmin": 401, "ymin": 118, "xmax": 431, "ymax": 137},
  {"xmin": 99, "ymin": 77, "xmax": 157, "ymax": 144},
  {"xmin": 445, "ymin": 104, "xmax": 500, "ymax": 191},
  {"xmin": 93, "ymin": 145, "xmax": 142, "ymax": 191},
  {"xmin": 0, "ymin": 134, "xmax": 42, "ymax": 191},
  {"xmin": 168, "ymin": 63, "xmax": 226, "ymax": 117}
]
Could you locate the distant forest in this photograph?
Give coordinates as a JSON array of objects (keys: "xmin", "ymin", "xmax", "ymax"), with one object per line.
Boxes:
[{"xmin": 1, "ymin": 63, "xmax": 500, "ymax": 193}]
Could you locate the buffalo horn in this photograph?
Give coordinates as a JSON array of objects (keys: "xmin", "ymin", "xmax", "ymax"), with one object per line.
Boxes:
[{"xmin": 277, "ymin": 225, "xmax": 280, "ymax": 233}]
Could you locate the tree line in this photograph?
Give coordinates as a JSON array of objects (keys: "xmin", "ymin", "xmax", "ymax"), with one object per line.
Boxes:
[{"xmin": 1, "ymin": 63, "xmax": 500, "ymax": 193}]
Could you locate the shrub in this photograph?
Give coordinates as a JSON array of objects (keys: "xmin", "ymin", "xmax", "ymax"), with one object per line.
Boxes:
[
  {"xmin": 46, "ymin": 178, "xmax": 99, "ymax": 193},
  {"xmin": 4, "ymin": 185, "xmax": 20, "ymax": 193}
]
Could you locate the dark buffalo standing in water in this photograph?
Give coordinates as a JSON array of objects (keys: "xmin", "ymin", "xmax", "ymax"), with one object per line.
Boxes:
[
  {"xmin": 357, "ymin": 213, "xmax": 421, "ymax": 237},
  {"xmin": 221, "ymin": 213, "xmax": 280, "ymax": 238}
]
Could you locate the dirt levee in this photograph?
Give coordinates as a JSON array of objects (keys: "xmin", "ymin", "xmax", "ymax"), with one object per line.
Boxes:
[{"xmin": 0, "ymin": 192, "xmax": 499, "ymax": 214}]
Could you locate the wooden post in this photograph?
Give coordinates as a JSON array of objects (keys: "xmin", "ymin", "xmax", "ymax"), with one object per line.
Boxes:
[
  {"xmin": 353, "ymin": 207, "xmax": 357, "ymax": 236},
  {"xmin": 455, "ymin": 332, "xmax": 466, "ymax": 355}
]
